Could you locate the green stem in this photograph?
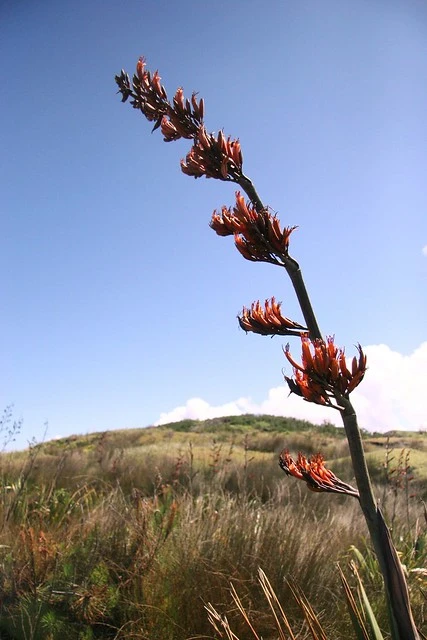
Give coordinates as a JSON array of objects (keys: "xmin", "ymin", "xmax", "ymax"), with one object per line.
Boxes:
[
  {"xmin": 238, "ymin": 174, "xmax": 264, "ymax": 212},
  {"xmin": 284, "ymin": 265, "xmax": 322, "ymax": 341},
  {"xmin": 338, "ymin": 395, "xmax": 419, "ymax": 640},
  {"xmin": 238, "ymin": 174, "xmax": 322, "ymax": 341}
]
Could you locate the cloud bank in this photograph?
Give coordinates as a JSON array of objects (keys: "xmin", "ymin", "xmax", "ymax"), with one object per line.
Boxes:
[
  {"xmin": 155, "ymin": 342, "xmax": 427, "ymax": 433},
  {"xmin": 422, "ymin": 245, "xmax": 427, "ymax": 256}
]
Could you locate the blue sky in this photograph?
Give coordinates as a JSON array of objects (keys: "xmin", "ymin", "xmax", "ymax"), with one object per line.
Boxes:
[{"xmin": 2, "ymin": 0, "xmax": 427, "ymax": 449}]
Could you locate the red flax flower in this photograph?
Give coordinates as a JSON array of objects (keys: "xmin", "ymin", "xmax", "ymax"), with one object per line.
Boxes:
[
  {"xmin": 210, "ymin": 191, "xmax": 297, "ymax": 264},
  {"xmin": 131, "ymin": 57, "xmax": 169, "ymax": 126},
  {"xmin": 238, "ymin": 298, "xmax": 306, "ymax": 336},
  {"xmin": 284, "ymin": 335, "xmax": 367, "ymax": 409},
  {"xmin": 160, "ymin": 88, "xmax": 205, "ymax": 141},
  {"xmin": 115, "ymin": 58, "xmax": 204, "ymax": 140},
  {"xmin": 181, "ymin": 127, "xmax": 243, "ymax": 180},
  {"xmin": 279, "ymin": 450, "xmax": 359, "ymax": 497}
]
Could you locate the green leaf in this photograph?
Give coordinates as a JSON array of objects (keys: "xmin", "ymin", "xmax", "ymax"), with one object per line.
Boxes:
[{"xmin": 352, "ymin": 562, "xmax": 385, "ymax": 640}]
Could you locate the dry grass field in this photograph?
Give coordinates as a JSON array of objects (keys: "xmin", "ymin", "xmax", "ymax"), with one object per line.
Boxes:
[{"xmin": 0, "ymin": 414, "xmax": 425, "ymax": 639}]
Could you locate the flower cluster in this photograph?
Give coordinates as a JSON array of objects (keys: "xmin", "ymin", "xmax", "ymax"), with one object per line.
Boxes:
[
  {"xmin": 210, "ymin": 192, "xmax": 297, "ymax": 264},
  {"xmin": 181, "ymin": 127, "xmax": 243, "ymax": 180},
  {"xmin": 238, "ymin": 298, "xmax": 306, "ymax": 336},
  {"xmin": 160, "ymin": 88, "xmax": 204, "ymax": 141},
  {"xmin": 116, "ymin": 58, "xmax": 243, "ymax": 179},
  {"xmin": 115, "ymin": 58, "xmax": 168, "ymax": 128},
  {"xmin": 161, "ymin": 87, "xmax": 205, "ymax": 142},
  {"xmin": 284, "ymin": 335, "xmax": 367, "ymax": 408},
  {"xmin": 279, "ymin": 450, "xmax": 359, "ymax": 497},
  {"xmin": 115, "ymin": 58, "xmax": 204, "ymax": 141}
]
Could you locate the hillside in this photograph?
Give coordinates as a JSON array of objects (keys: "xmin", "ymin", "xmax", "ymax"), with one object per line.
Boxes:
[
  {"xmin": 0, "ymin": 414, "xmax": 426, "ymax": 639},
  {"xmin": 5, "ymin": 414, "xmax": 427, "ymax": 496}
]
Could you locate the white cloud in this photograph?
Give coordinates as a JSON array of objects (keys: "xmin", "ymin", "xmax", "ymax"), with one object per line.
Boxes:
[
  {"xmin": 156, "ymin": 397, "xmax": 251, "ymax": 424},
  {"xmin": 423, "ymin": 245, "xmax": 427, "ymax": 256},
  {"xmin": 350, "ymin": 342, "xmax": 427, "ymax": 432},
  {"xmin": 156, "ymin": 342, "xmax": 427, "ymax": 433}
]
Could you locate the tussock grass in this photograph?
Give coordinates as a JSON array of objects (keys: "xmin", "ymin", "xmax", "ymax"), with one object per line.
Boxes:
[{"xmin": 0, "ymin": 415, "xmax": 425, "ymax": 638}]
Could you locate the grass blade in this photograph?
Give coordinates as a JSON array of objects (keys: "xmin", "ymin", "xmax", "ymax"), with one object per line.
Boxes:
[
  {"xmin": 257, "ymin": 568, "xmax": 297, "ymax": 640},
  {"xmin": 337, "ymin": 563, "xmax": 370, "ymax": 640},
  {"xmin": 351, "ymin": 561, "xmax": 385, "ymax": 640}
]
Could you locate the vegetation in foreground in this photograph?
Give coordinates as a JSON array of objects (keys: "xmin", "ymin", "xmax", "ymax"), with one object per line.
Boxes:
[{"xmin": 0, "ymin": 414, "xmax": 426, "ymax": 639}]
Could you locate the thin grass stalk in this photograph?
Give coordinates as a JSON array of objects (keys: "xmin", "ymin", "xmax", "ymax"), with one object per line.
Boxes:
[
  {"xmin": 257, "ymin": 568, "xmax": 297, "ymax": 640},
  {"xmin": 351, "ymin": 561, "xmax": 385, "ymax": 640},
  {"xmin": 204, "ymin": 602, "xmax": 243, "ymax": 640},
  {"xmin": 229, "ymin": 582, "xmax": 262, "ymax": 640},
  {"xmin": 338, "ymin": 564, "xmax": 371, "ymax": 640},
  {"xmin": 286, "ymin": 580, "xmax": 328, "ymax": 640}
]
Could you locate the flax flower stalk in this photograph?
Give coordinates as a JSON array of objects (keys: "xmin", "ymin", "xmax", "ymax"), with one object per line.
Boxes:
[{"xmin": 115, "ymin": 57, "xmax": 420, "ymax": 639}]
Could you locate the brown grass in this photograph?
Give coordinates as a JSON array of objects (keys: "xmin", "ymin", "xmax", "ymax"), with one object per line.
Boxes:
[{"xmin": 0, "ymin": 417, "xmax": 425, "ymax": 638}]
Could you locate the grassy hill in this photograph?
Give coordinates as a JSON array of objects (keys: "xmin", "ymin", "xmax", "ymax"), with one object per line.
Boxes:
[
  {"xmin": 0, "ymin": 415, "xmax": 425, "ymax": 639},
  {"xmin": 9, "ymin": 413, "xmax": 427, "ymax": 495}
]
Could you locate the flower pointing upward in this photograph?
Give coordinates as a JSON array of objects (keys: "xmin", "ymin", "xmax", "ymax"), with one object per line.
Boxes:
[
  {"xmin": 284, "ymin": 335, "xmax": 367, "ymax": 409},
  {"xmin": 210, "ymin": 192, "xmax": 297, "ymax": 264},
  {"xmin": 181, "ymin": 127, "xmax": 243, "ymax": 180}
]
